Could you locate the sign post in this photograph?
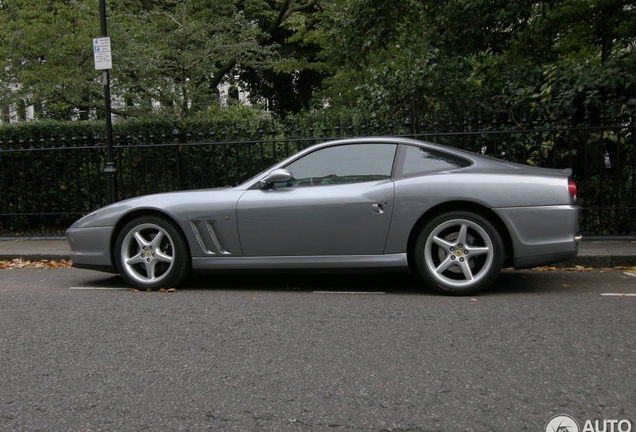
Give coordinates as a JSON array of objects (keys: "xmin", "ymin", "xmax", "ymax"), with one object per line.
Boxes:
[{"xmin": 96, "ymin": 0, "xmax": 117, "ymax": 204}]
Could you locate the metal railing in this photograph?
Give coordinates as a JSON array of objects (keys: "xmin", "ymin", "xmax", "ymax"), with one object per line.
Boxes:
[{"xmin": 1, "ymin": 117, "xmax": 634, "ymax": 237}]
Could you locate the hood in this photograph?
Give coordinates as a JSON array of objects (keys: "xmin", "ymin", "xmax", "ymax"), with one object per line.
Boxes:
[{"xmin": 69, "ymin": 187, "xmax": 242, "ymax": 228}]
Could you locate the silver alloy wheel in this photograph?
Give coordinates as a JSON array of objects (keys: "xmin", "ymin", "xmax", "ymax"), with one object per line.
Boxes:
[
  {"xmin": 423, "ymin": 218, "xmax": 495, "ymax": 288},
  {"xmin": 119, "ymin": 222, "xmax": 176, "ymax": 285}
]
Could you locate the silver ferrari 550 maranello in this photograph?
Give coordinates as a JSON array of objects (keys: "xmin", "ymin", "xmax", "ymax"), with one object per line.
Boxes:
[{"xmin": 66, "ymin": 137, "xmax": 581, "ymax": 295}]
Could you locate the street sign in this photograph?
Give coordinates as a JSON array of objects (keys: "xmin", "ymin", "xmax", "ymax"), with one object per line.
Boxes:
[{"xmin": 93, "ymin": 37, "xmax": 112, "ymax": 70}]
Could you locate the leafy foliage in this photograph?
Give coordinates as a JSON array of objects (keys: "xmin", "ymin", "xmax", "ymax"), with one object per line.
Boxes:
[
  {"xmin": 1, "ymin": 0, "xmax": 635, "ymax": 237},
  {"xmin": 1, "ymin": 0, "xmax": 634, "ymax": 122},
  {"xmin": 322, "ymin": 0, "xmax": 636, "ymax": 125},
  {"xmin": 0, "ymin": 1, "xmax": 99, "ymax": 120},
  {"xmin": 0, "ymin": 0, "xmax": 323, "ymax": 120}
]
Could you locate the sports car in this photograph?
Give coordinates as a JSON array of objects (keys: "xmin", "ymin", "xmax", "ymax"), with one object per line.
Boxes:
[{"xmin": 66, "ymin": 137, "xmax": 581, "ymax": 295}]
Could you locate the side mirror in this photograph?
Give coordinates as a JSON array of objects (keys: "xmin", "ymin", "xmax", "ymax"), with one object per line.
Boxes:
[{"xmin": 258, "ymin": 169, "xmax": 293, "ymax": 189}]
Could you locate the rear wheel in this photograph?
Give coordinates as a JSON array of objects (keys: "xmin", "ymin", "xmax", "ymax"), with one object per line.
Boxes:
[
  {"xmin": 114, "ymin": 216, "xmax": 190, "ymax": 290},
  {"xmin": 414, "ymin": 211, "xmax": 504, "ymax": 295}
]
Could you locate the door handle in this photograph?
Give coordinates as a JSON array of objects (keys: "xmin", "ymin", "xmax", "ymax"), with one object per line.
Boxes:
[{"xmin": 371, "ymin": 203, "xmax": 384, "ymax": 214}]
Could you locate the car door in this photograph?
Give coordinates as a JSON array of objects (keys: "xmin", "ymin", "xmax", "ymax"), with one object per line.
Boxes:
[{"xmin": 236, "ymin": 143, "xmax": 398, "ymax": 256}]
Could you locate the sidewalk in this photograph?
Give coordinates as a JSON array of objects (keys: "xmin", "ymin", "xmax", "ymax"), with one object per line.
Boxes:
[
  {"xmin": 0, "ymin": 239, "xmax": 72, "ymax": 262},
  {"xmin": 0, "ymin": 238, "xmax": 634, "ymax": 268},
  {"xmin": 563, "ymin": 239, "xmax": 636, "ymax": 268}
]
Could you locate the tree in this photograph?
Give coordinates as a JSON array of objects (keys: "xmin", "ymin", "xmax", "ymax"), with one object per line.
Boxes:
[
  {"xmin": 238, "ymin": 0, "xmax": 329, "ymax": 115},
  {"xmin": 0, "ymin": 0, "xmax": 323, "ymax": 120},
  {"xmin": 319, "ymin": 0, "xmax": 636, "ymax": 124},
  {"xmin": 0, "ymin": 1, "xmax": 99, "ymax": 120}
]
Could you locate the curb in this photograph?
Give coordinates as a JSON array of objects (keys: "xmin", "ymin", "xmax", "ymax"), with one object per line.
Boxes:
[
  {"xmin": 557, "ymin": 255, "xmax": 635, "ymax": 269},
  {"xmin": 0, "ymin": 253, "xmax": 72, "ymax": 262}
]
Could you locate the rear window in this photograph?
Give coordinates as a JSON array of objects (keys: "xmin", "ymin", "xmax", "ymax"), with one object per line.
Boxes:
[{"xmin": 400, "ymin": 145, "xmax": 471, "ymax": 176}]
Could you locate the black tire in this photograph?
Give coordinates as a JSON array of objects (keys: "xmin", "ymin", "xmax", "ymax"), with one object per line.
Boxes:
[
  {"xmin": 414, "ymin": 211, "xmax": 505, "ymax": 295},
  {"xmin": 114, "ymin": 215, "xmax": 190, "ymax": 290}
]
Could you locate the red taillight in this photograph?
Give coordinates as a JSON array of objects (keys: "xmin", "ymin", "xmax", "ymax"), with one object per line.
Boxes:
[{"xmin": 568, "ymin": 181, "xmax": 577, "ymax": 201}]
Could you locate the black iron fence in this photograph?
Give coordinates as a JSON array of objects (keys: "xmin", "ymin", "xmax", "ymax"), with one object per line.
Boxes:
[{"xmin": 1, "ymin": 116, "xmax": 635, "ymax": 237}]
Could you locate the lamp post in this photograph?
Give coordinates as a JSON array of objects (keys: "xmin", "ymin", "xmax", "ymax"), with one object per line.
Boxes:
[{"xmin": 98, "ymin": 0, "xmax": 117, "ymax": 204}]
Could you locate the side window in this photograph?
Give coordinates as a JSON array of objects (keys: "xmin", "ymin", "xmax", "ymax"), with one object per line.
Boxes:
[
  {"xmin": 274, "ymin": 143, "xmax": 397, "ymax": 188},
  {"xmin": 399, "ymin": 145, "xmax": 471, "ymax": 176}
]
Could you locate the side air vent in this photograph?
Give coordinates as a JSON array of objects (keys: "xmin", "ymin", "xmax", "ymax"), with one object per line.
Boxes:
[{"xmin": 190, "ymin": 221, "xmax": 232, "ymax": 255}]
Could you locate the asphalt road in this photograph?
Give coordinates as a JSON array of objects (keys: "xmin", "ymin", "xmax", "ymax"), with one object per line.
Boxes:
[{"xmin": 0, "ymin": 268, "xmax": 634, "ymax": 432}]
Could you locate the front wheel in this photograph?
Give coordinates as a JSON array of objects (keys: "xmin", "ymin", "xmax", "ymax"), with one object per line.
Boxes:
[
  {"xmin": 114, "ymin": 216, "xmax": 190, "ymax": 290},
  {"xmin": 414, "ymin": 211, "xmax": 505, "ymax": 295}
]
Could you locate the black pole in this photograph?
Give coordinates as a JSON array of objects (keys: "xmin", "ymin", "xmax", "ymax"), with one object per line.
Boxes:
[{"xmin": 99, "ymin": 0, "xmax": 117, "ymax": 204}]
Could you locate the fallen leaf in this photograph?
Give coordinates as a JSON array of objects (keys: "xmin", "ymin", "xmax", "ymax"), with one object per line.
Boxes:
[
  {"xmin": 531, "ymin": 266, "xmax": 557, "ymax": 271},
  {"xmin": 0, "ymin": 258, "xmax": 73, "ymax": 269},
  {"xmin": 574, "ymin": 265, "xmax": 593, "ymax": 272},
  {"xmin": 614, "ymin": 266, "xmax": 636, "ymax": 271},
  {"xmin": 531, "ymin": 265, "xmax": 592, "ymax": 272}
]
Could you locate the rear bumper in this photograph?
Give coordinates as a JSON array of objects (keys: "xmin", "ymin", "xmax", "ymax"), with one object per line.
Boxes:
[
  {"xmin": 512, "ymin": 248, "xmax": 579, "ymax": 269},
  {"xmin": 66, "ymin": 226, "xmax": 116, "ymax": 272},
  {"xmin": 492, "ymin": 205, "xmax": 581, "ymax": 269}
]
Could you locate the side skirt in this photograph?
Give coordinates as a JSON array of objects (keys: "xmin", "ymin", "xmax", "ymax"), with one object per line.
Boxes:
[{"xmin": 192, "ymin": 253, "xmax": 409, "ymax": 271}]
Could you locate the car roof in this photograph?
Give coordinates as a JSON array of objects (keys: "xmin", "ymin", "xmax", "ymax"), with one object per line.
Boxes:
[{"xmin": 238, "ymin": 136, "xmax": 568, "ymax": 189}]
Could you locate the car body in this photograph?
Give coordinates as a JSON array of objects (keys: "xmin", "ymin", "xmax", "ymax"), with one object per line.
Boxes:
[{"xmin": 66, "ymin": 137, "xmax": 580, "ymax": 295}]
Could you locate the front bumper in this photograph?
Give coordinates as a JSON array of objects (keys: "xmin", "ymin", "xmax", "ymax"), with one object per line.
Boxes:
[{"xmin": 66, "ymin": 226, "xmax": 116, "ymax": 272}]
